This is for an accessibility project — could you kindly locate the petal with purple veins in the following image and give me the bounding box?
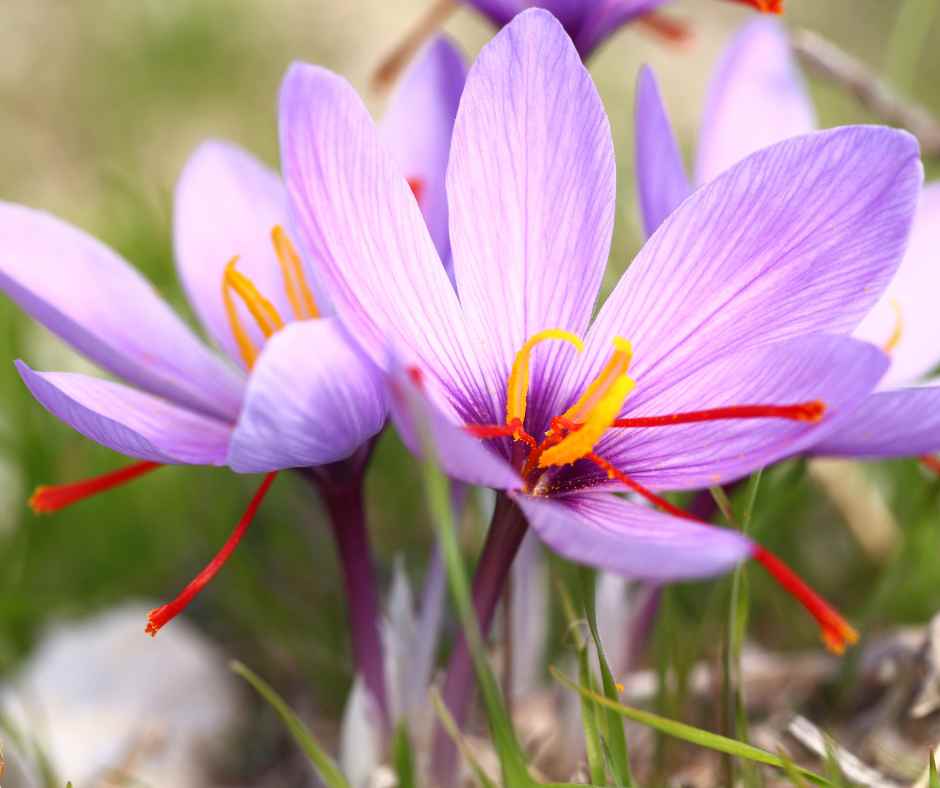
[695,18,816,184]
[0,204,244,421]
[379,36,467,270]
[448,9,616,423]
[16,361,232,465]
[174,140,308,368]
[585,334,888,491]
[227,319,387,472]
[810,384,940,459]
[634,65,692,237]
[515,491,752,581]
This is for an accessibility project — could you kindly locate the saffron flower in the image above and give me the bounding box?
[0,37,466,723]
[635,18,940,465]
[281,14,920,764]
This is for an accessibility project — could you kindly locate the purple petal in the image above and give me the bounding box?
[695,18,816,184]
[555,127,921,422]
[386,364,523,490]
[515,491,752,581]
[584,335,888,491]
[457,0,518,27]
[174,140,309,369]
[227,319,387,472]
[280,62,490,421]
[0,204,244,422]
[810,384,940,458]
[634,65,692,237]
[447,9,615,423]
[16,361,231,465]
[573,0,671,57]
[853,182,940,386]
[379,36,466,268]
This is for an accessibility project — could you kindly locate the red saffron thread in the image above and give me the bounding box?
[29,461,162,514]
[612,401,824,429]
[921,455,940,476]
[146,472,278,636]
[637,12,693,45]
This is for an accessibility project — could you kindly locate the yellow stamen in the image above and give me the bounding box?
[506,329,584,428]
[882,299,903,354]
[271,225,319,320]
[539,337,635,467]
[222,257,286,369]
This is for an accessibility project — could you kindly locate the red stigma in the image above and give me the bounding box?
[407,365,425,387]
[612,401,825,429]
[146,472,278,636]
[407,177,425,207]
[726,0,783,12]
[752,546,858,654]
[637,12,694,45]
[29,461,162,514]
[921,455,940,476]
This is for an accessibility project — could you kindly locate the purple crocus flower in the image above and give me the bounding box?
[0,36,466,722]
[280,11,920,765]
[635,18,940,465]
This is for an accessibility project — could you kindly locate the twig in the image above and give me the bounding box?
[372,0,458,91]
[791,28,940,158]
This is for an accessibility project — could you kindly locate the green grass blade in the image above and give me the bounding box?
[413,406,532,786]
[230,660,350,788]
[393,723,417,788]
[578,567,634,786]
[929,751,940,788]
[430,688,499,788]
[551,666,834,786]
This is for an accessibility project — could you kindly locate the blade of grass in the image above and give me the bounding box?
[430,688,499,788]
[551,666,834,786]
[230,660,350,788]
[393,723,417,788]
[578,567,634,786]
[929,752,940,788]
[412,403,532,786]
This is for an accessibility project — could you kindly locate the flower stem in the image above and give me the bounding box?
[307,466,389,730]
[430,493,528,785]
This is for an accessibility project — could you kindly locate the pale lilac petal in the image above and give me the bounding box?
[811,385,940,458]
[515,491,752,581]
[0,204,244,421]
[227,319,387,472]
[634,65,691,237]
[386,364,523,490]
[853,182,940,386]
[174,141,309,368]
[581,335,888,491]
[695,19,816,184]
[280,62,490,421]
[573,0,670,57]
[16,361,231,465]
[448,9,615,423]
[557,127,921,421]
[379,36,466,267]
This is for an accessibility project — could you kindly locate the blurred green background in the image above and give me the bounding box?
[0,0,939,764]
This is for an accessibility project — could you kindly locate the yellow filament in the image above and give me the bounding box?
[539,337,635,467]
[561,337,633,423]
[271,225,319,320]
[506,329,584,427]
[222,257,286,369]
[540,373,635,467]
[882,299,903,354]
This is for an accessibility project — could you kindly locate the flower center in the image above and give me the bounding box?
[223,225,319,369]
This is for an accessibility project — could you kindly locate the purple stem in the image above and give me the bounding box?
[430,493,528,786]
[308,466,389,730]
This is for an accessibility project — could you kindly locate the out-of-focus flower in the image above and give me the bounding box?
[0,37,466,721]
[281,8,920,657]
[634,18,940,465]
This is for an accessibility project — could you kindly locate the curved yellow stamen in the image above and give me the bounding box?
[222,257,286,369]
[271,225,319,320]
[882,299,903,354]
[506,329,584,428]
[540,337,635,467]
